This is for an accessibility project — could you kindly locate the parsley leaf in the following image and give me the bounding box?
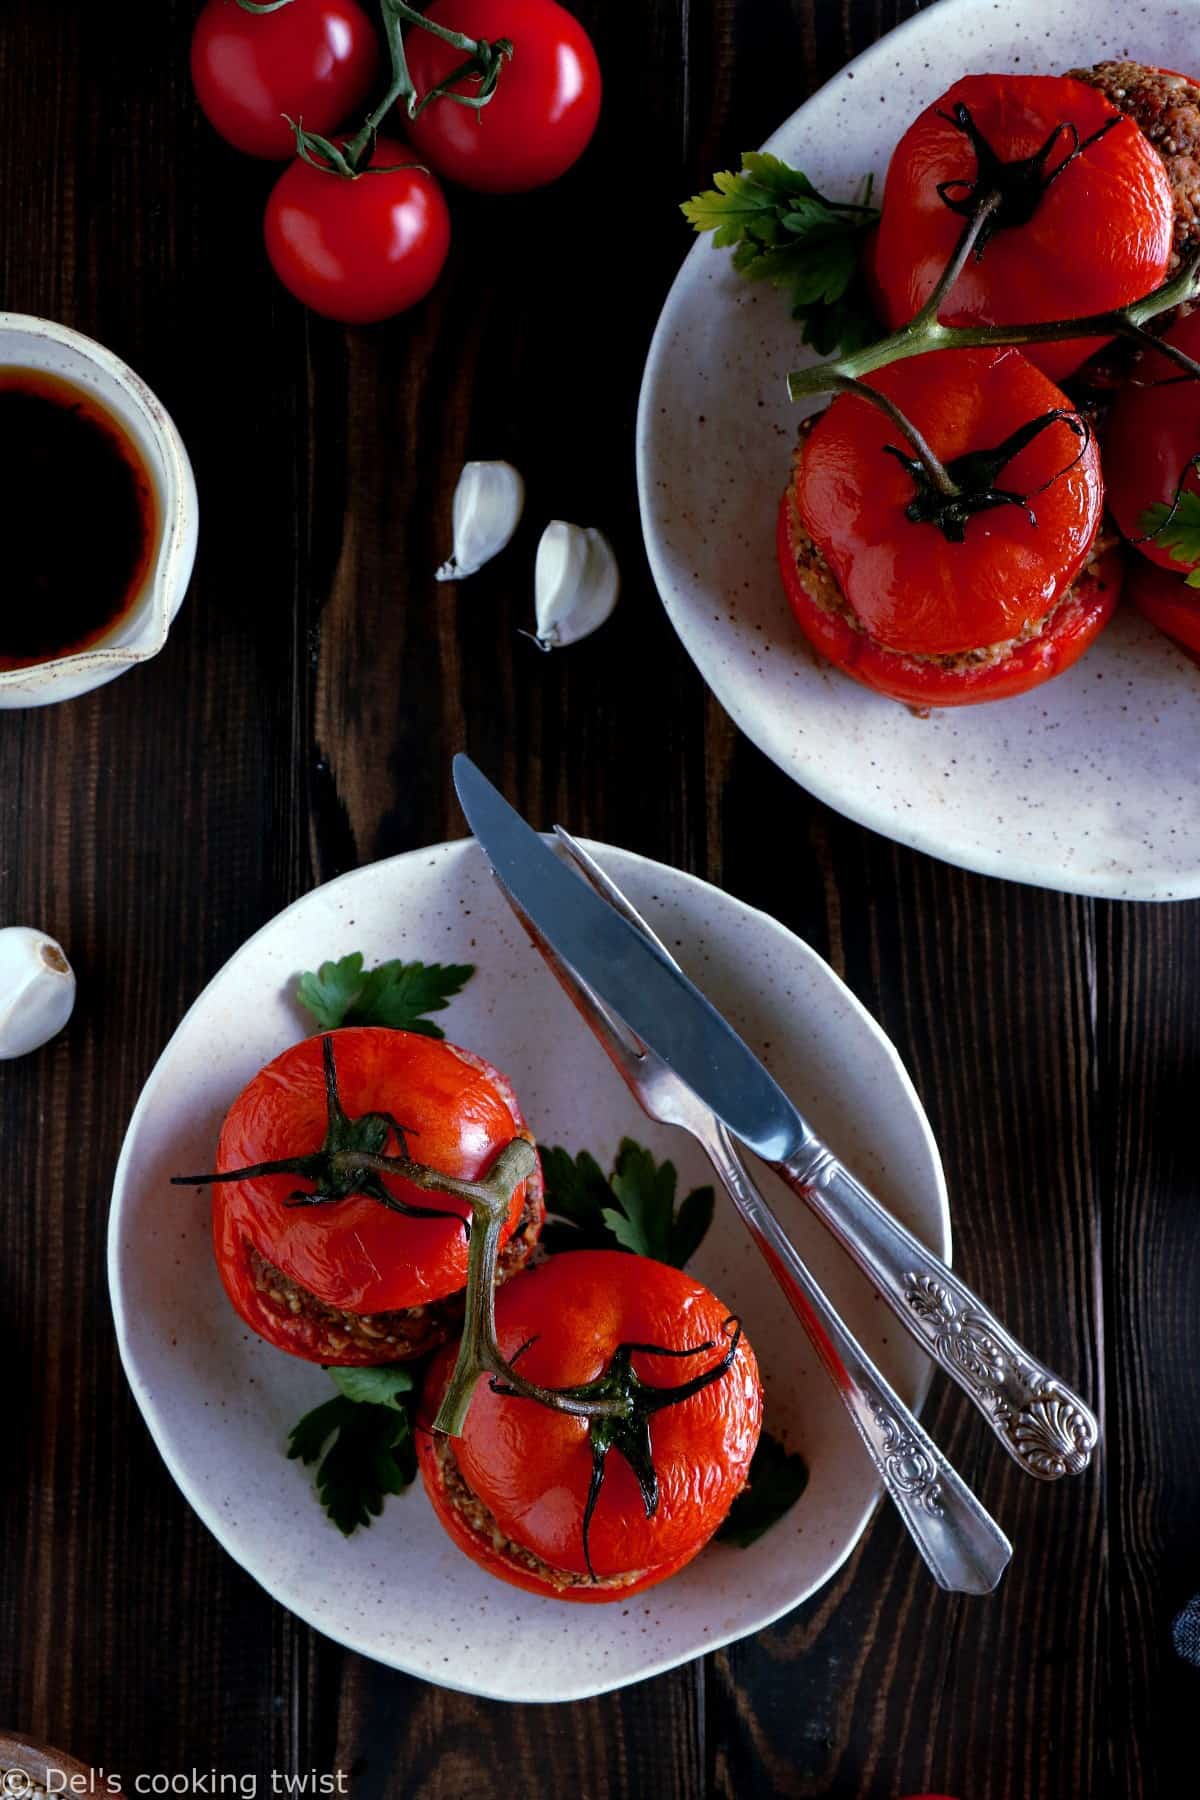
[1139,494,1200,587]
[541,1137,714,1268]
[295,952,475,1036]
[287,1365,418,1536]
[328,1363,414,1407]
[682,154,880,357]
[716,1430,809,1547]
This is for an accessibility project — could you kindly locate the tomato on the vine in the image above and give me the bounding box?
[210,1026,543,1364]
[1106,308,1200,576]
[418,1251,762,1601]
[263,135,451,321]
[778,346,1119,707]
[403,0,602,193]
[191,0,379,161]
[871,74,1174,382]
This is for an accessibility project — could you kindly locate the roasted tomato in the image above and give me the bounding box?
[210,1027,543,1364]
[871,74,1174,382]
[418,1251,762,1601]
[1127,556,1200,659]
[1106,308,1200,576]
[778,347,1117,707]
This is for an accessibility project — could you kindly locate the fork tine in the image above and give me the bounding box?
[489,870,650,1077]
[552,828,683,970]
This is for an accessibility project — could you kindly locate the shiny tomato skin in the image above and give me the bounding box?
[790,347,1104,655]
[263,136,451,322]
[1127,556,1200,658]
[777,491,1120,706]
[213,1026,537,1359]
[1106,309,1200,574]
[419,1252,762,1597]
[403,0,602,193]
[190,0,379,161]
[872,75,1174,382]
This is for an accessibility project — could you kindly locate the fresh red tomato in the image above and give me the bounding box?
[190,0,379,160]
[211,1026,542,1363]
[1106,308,1200,575]
[779,347,1118,706]
[1127,556,1200,659]
[403,0,602,193]
[871,74,1174,382]
[418,1251,762,1601]
[263,135,451,321]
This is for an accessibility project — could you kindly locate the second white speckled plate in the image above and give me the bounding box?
[637,0,1200,899]
[109,839,948,1702]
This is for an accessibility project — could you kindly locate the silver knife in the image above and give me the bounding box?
[452,754,1099,1482]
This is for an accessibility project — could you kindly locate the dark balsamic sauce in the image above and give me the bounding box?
[0,369,157,670]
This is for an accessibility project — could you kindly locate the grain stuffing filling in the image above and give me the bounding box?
[246,1174,544,1360]
[786,442,1116,672]
[431,1432,650,1592]
[1068,61,1200,266]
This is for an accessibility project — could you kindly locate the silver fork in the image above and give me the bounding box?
[492,837,1013,1595]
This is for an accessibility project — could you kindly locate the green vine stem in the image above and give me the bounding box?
[787,191,1200,404]
[298,0,512,177]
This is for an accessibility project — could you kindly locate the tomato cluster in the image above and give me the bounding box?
[191,0,601,322]
[201,1025,762,1601]
[781,68,1198,705]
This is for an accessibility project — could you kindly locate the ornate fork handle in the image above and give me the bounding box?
[703,1126,1011,1594]
[777,1139,1098,1480]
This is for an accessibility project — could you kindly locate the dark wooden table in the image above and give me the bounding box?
[2,2,1197,1795]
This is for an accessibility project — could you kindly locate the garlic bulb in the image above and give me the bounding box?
[0,927,76,1059]
[532,521,619,650]
[435,460,525,581]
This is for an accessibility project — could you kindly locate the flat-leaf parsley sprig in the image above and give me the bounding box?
[296,952,475,1035]
[682,152,880,355]
[288,1364,419,1535]
[541,1138,714,1267]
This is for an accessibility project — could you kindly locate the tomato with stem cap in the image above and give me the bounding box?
[263,134,451,321]
[191,1026,542,1364]
[403,0,602,193]
[418,1250,762,1601]
[778,346,1118,707]
[190,0,379,160]
[871,74,1174,382]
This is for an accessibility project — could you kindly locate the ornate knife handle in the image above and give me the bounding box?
[776,1139,1099,1480]
[704,1127,1012,1595]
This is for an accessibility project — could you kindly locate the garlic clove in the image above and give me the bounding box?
[0,927,76,1060]
[435,460,525,581]
[532,521,619,650]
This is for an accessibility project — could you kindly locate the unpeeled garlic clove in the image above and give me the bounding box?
[0,927,76,1060]
[435,460,525,581]
[532,521,619,650]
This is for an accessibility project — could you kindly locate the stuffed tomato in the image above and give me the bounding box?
[205,1026,543,1364]
[778,346,1119,706]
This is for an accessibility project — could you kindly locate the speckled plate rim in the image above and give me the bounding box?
[108,838,950,1703]
[636,0,1200,902]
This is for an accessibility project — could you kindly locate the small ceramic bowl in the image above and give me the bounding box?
[0,314,198,709]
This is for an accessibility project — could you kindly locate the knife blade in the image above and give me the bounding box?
[453,754,809,1161]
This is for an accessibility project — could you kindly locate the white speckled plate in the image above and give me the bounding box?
[638,0,1200,899]
[108,839,949,1702]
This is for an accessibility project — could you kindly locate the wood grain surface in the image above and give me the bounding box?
[1,2,1196,1796]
